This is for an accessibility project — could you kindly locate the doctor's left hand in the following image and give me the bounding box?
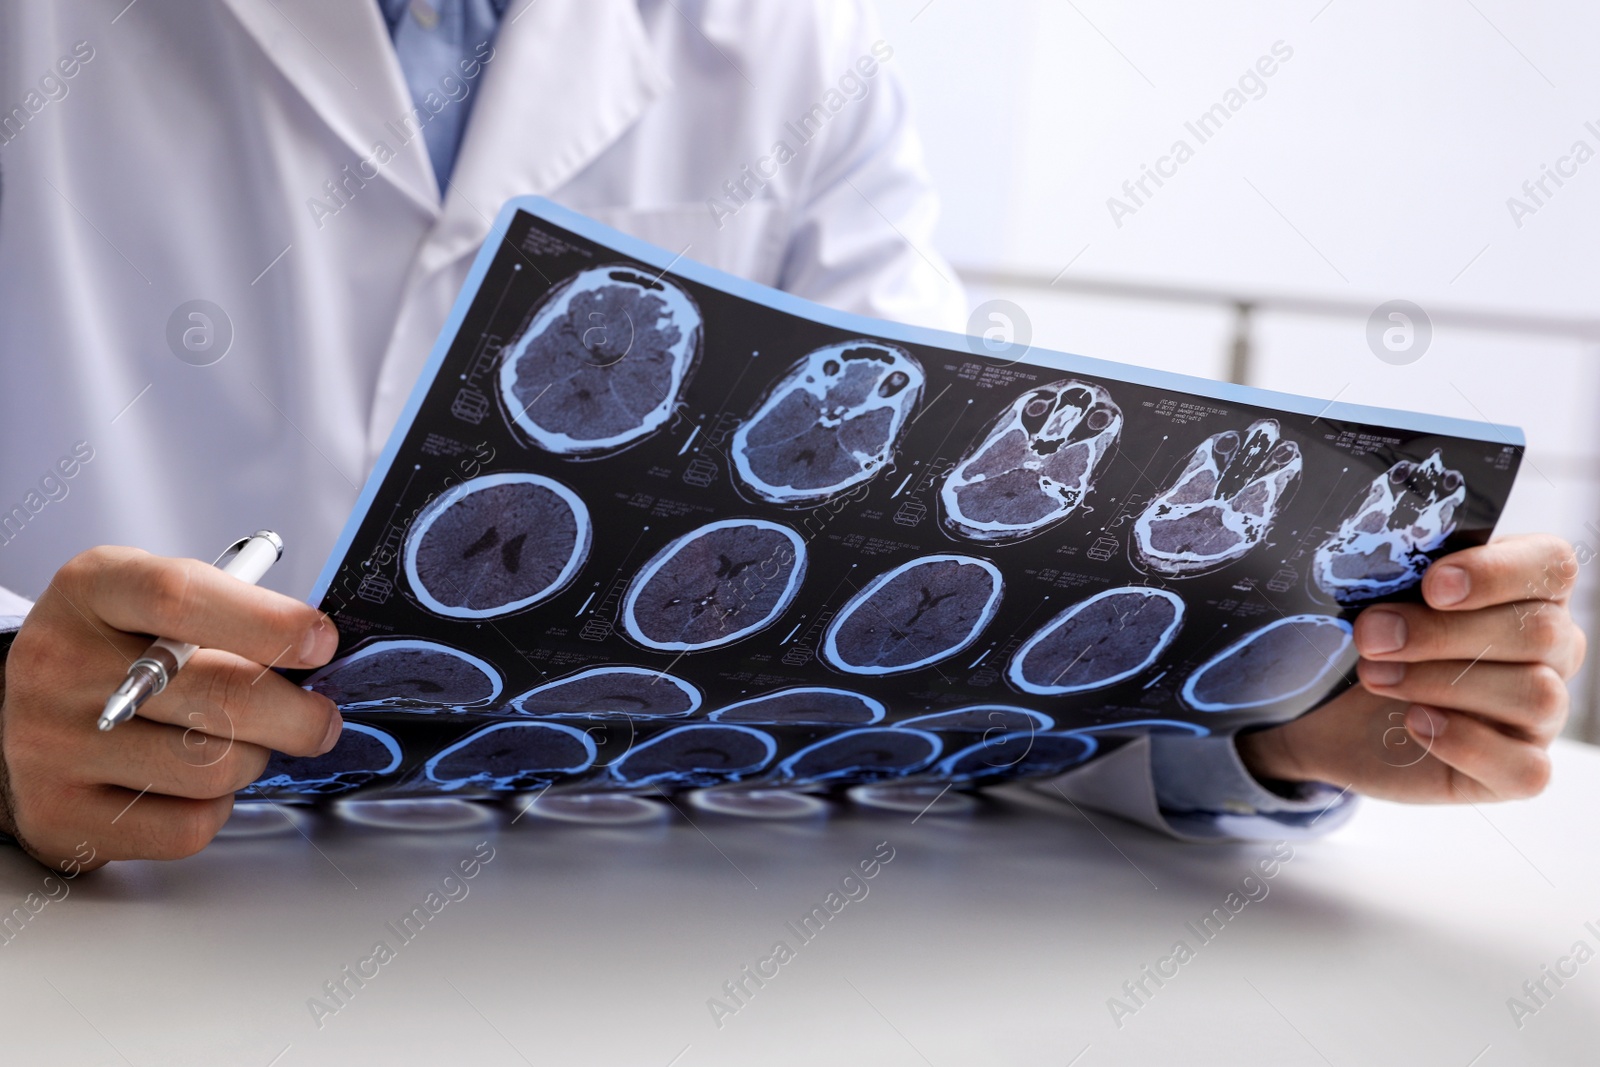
[1237,534,1586,805]
[0,546,343,870]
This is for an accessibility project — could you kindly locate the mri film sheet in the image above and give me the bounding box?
[252,198,1523,803]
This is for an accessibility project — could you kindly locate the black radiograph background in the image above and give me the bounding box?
[246,205,1521,802]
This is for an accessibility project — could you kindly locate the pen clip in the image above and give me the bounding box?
[211,536,253,569]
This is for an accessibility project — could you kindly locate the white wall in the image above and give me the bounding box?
[877,0,1600,734]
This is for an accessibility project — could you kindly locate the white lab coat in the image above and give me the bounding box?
[0,0,961,599]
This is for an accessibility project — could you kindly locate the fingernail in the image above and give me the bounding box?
[1406,704,1448,740]
[319,709,343,755]
[300,620,337,665]
[1430,564,1470,607]
[1359,609,1407,655]
[1361,659,1406,688]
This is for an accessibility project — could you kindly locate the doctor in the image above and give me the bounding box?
[0,0,1583,869]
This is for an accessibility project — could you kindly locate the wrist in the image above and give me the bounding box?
[1235,724,1316,788]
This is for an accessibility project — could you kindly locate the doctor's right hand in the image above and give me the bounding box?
[0,546,342,871]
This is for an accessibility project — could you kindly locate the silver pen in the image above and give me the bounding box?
[98,531,285,731]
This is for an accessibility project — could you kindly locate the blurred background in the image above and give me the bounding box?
[877,0,1600,740]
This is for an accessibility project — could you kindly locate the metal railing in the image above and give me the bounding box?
[957,266,1600,382]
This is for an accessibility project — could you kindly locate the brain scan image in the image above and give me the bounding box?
[936,731,1097,784]
[497,265,701,456]
[422,722,596,793]
[251,722,403,797]
[731,340,924,506]
[1133,419,1301,577]
[609,724,777,788]
[1008,587,1184,696]
[403,472,590,619]
[821,555,1004,675]
[777,727,942,786]
[1073,718,1210,739]
[708,687,886,726]
[1181,615,1354,713]
[621,519,806,651]
[941,380,1122,544]
[303,638,501,710]
[896,706,1054,734]
[1313,450,1466,604]
[511,666,701,719]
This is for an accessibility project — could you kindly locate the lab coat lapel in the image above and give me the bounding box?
[217,0,440,215]
[366,0,673,456]
[422,0,674,273]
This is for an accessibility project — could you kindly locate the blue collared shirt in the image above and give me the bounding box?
[374,0,512,188]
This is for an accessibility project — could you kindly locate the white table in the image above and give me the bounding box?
[4,741,1599,1066]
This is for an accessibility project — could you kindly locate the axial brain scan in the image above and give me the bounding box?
[895,706,1054,734]
[1008,587,1185,696]
[1182,615,1354,713]
[252,722,403,797]
[822,554,1004,675]
[707,687,886,726]
[404,472,590,619]
[608,724,778,788]
[1313,450,1466,604]
[1133,419,1301,577]
[304,639,502,710]
[732,340,924,506]
[622,519,806,651]
[942,379,1123,544]
[498,265,701,456]
[423,722,597,792]
[777,727,943,786]
[511,666,702,719]
[936,731,1097,784]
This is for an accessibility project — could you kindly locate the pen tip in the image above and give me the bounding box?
[98,694,130,731]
